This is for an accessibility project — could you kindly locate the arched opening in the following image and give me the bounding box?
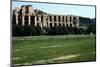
[54,23,57,27]
[24,15,28,25]
[63,23,65,27]
[58,16,60,22]
[41,16,43,22]
[73,17,77,27]
[73,17,77,24]
[25,6,29,14]
[54,16,56,22]
[66,24,69,27]
[37,23,40,27]
[31,16,35,25]
[35,23,41,35]
[58,23,61,26]
[70,16,72,22]
[66,16,68,22]
[50,23,53,27]
[49,16,52,21]
[62,16,64,22]
[70,23,72,27]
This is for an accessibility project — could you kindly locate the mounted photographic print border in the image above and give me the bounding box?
[11,0,96,66]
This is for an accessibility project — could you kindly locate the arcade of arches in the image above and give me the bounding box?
[14,14,79,28]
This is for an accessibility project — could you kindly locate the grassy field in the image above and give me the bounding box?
[12,35,96,66]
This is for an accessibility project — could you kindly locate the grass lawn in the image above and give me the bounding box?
[12,35,96,66]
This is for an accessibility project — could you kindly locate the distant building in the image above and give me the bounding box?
[12,5,79,28]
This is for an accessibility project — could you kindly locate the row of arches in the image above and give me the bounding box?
[12,15,35,25]
[49,15,77,22]
[12,14,79,27]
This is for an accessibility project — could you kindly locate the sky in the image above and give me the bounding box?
[12,1,96,18]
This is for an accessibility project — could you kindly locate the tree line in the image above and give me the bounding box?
[12,23,96,37]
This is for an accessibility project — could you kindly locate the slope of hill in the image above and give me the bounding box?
[79,17,96,25]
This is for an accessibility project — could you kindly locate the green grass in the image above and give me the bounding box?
[12,35,96,65]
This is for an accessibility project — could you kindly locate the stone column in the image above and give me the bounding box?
[56,16,58,26]
[39,15,42,28]
[64,16,66,26]
[47,16,50,27]
[28,15,31,25]
[67,16,70,26]
[35,16,37,26]
[52,15,54,27]
[66,16,68,23]
[71,16,74,27]
[43,15,45,27]
[43,15,47,27]
[15,14,18,25]
[22,15,25,25]
[60,16,62,26]
[76,16,79,27]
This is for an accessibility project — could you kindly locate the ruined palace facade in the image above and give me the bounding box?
[12,5,79,28]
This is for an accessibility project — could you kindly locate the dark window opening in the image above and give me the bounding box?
[54,23,57,27]
[66,16,67,22]
[24,15,28,25]
[70,24,72,27]
[49,16,52,21]
[62,16,64,22]
[25,6,29,14]
[66,24,68,27]
[54,16,56,22]
[31,16,35,25]
[37,23,40,27]
[73,17,77,24]
[63,23,65,26]
[41,16,43,22]
[58,23,61,26]
[70,17,72,22]
[50,23,52,27]
[58,16,60,22]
